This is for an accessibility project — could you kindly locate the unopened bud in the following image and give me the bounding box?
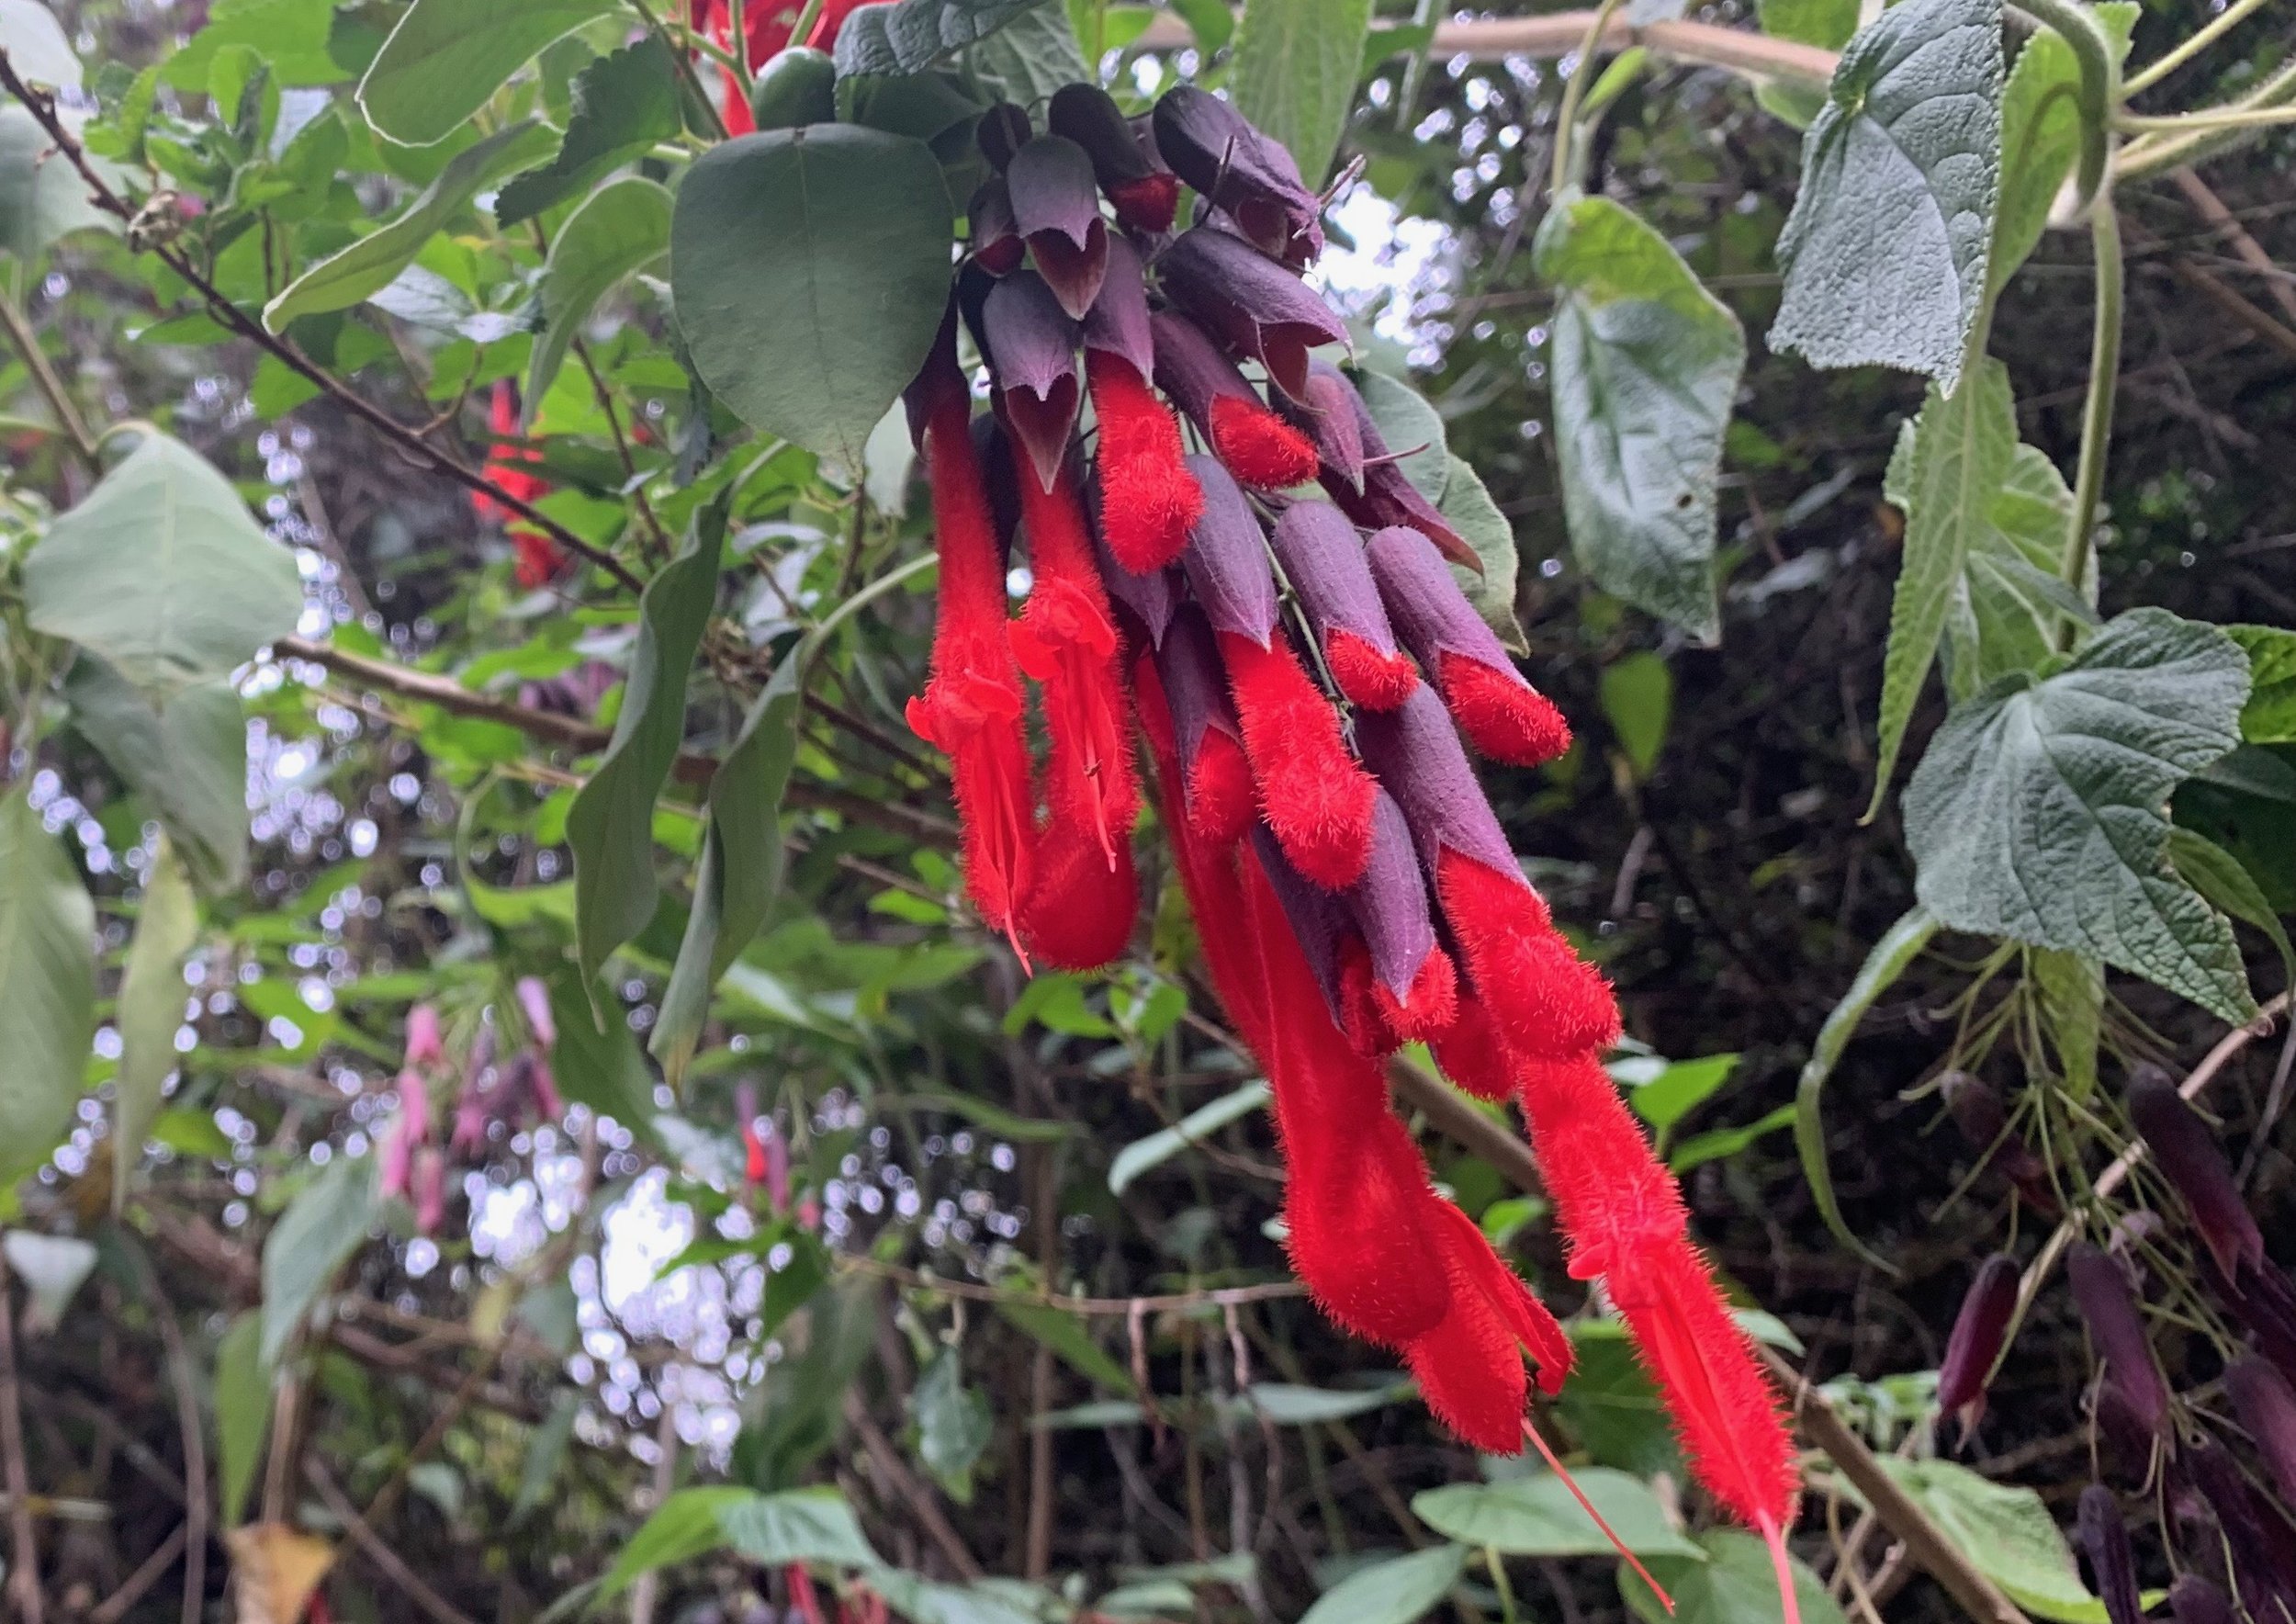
[1936,1253,2019,1444]
[2077,1487,2144,1624]
[2128,1067,2263,1281]
[2066,1242,2169,1441]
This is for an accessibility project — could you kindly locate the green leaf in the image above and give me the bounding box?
[1536,193,1744,642]
[25,434,302,699]
[1867,358,2016,815]
[1241,1379,1412,1425]
[2227,624,2296,744]
[1907,609,2256,1022]
[1108,1079,1270,1196]
[1864,1459,2110,1624]
[598,1485,752,1600]
[1770,0,2003,392]
[1413,1471,1703,1559]
[1229,0,1375,185]
[66,659,249,893]
[1949,445,2090,699]
[0,0,81,88]
[213,1310,271,1528]
[525,176,670,410]
[1668,1103,1796,1173]
[913,1349,995,1503]
[259,1152,378,1363]
[1795,906,1937,1272]
[262,119,556,329]
[1169,0,1234,52]
[512,1393,580,1523]
[1990,4,2136,295]
[2029,948,2103,1101]
[1756,0,1857,50]
[1599,651,1673,781]
[113,840,199,1207]
[1436,455,1525,654]
[0,107,115,261]
[835,0,1056,77]
[2168,828,2295,991]
[567,513,722,996]
[358,0,615,147]
[158,0,348,92]
[962,4,1092,107]
[0,792,96,1190]
[1299,1543,1466,1624]
[496,36,683,228]
[653,629,806,1087]
[670,125,951,468]
[1622,1529,1847,1624]
[716,1487,881,1567]
[992,1302,1139,1395]
[1622,1052,1737,1137]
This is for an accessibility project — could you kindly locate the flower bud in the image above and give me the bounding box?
[1311,368,1476,568]
[2066,1242,2170,1441]
[2225,1356,2296,1508]
[1005,136,1108,319]
[1152,606,1255,850]
[1267,501,1418,711]
[404,1003,445,1071]
[2180,1441,2296,1619]
[1936,1253,2019,1443]
[1366,525,1569,763]
[1279,360,1369,491]
[2200,1249,2296,1384]
[1147,311,1315,490]
[1048,83,1176,232]
[968,175,1022,276]
[515,976,556,1053]
[1150,86,1322,265]
[1939,1069,2058,1214]
[976,102,1030,172]
[2128,1067,2263,1281]
[1341,791,1456,1043]
[1179,453,1278,643]
[411,1147,447,1235]
[2077,1487,2144,1624]
[979,270,1080,493]
[1156,227,1347,401]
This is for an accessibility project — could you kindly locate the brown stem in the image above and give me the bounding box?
[0,1249,44,1624]
[307,1460,481,1624]
[360,1338,510,1529]
[88,1525,190,1624]
[845,1393,985,1579]
[0,49,643,595]
[0,288,99,471]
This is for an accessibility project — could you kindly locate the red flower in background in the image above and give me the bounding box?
[472,382,565,589]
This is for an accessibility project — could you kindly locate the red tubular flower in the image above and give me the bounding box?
[1086,239,1199,573]
[1340,791,1458,1043]
[1515,1053,1685,1281]
[1006,135,1109,320]
[1151,85,1324,265]
[1935,1253,2019,1444]
[1430,991,1517,1102]
[1156,227,1348,402]
[1366,525,1570,765]
[1149,311,1317,490]
[1183,455,1376,888]
[1268,501,1420,711]
[1019,808,1139,971]
[475,382,566,588]
[979,270,1081,495]
[1356,689,1613,1058]
[1151,607,1255,849]
[902,323,1038,951]
[968,176,1023,276]
[1048,83,1176,233]
[1009,453,1138,871]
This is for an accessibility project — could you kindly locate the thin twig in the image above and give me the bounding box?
[0,288,99,471]
[360,1338,510,1528]
[88,1525,189,1624]
[0,1249,44,1624]
[844,1392,983,1579]
[306,1460,480,1624]
[0,49,644,594]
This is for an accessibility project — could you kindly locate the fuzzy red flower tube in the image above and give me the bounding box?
[1086,239,1199,574]
[1149,311,1318,491]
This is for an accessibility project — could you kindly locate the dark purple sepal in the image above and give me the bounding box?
[2066,1242,2171,1441]
[980,270,1080,493]
[1049,82,1158,191]
[2077,1488,2144,1624]
[1366,524,1518,669]
[1150,85,1322,262]
[1936,1253,2019,1441]
[1151,309,1262,437]
[1352,685,1516,879]
[978,102,1030,172]
[1282,361,1367,491]
[902,298,969,450]
[1270,500,1403,659]
[1155,603,1245,781]
[1090,491,1176,647]
[969,175,1023,276]
[1156,227,1346,402]
[1006,135,1109,320]
[2182,1441,2296,1618]
[1082,233,1155,379]
[2168,1577,2237,1624]
[1251,823,1353,1021]
[2201,1250,2296,1383]
[1345,790,1439,1001]
[2128,1066,2265,1280]
[1314,369,1477,566]
[1179,452,1278,644]
[2226,1356,2296,1508]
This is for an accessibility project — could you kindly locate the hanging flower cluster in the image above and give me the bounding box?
[473,381,567,590]
[901,84,1799,1592]
[378,979,564,1235]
